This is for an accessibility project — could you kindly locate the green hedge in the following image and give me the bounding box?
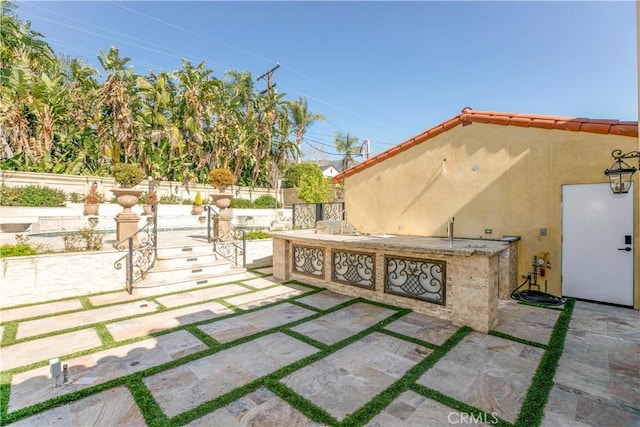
[254,195,281,208]
[230,198,255,208]
[0,185,66,207]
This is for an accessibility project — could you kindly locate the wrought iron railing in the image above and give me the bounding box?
[205,205,246,267]
[292,202,345,229]
[113,205,158,294]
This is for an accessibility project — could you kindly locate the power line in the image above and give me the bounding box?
[18,1,408,153]
[302,139,341,157]
[101,2,404,132]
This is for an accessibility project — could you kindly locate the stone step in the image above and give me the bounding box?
[157,244,212,258]
[156,252,220,269]
[145,259,232,282]
[136,266,247,290]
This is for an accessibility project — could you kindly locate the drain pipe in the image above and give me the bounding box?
[447,217,455,248]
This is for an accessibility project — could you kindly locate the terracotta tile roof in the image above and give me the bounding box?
[333,107,639,183]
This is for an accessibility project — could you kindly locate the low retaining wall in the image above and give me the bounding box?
[1,250,125,308]
[0,205,292,238]
[0,170,278,203]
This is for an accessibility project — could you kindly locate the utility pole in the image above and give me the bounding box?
[257,63,280,95]
[362,139,371,160]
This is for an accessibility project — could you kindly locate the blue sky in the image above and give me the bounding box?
[16,1,637,160]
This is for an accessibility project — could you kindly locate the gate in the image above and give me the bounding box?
[292,202,345,229]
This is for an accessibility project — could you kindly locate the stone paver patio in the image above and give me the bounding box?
[1,271,638,426]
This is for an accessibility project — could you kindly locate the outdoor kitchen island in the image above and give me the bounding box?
[271,230,519,333]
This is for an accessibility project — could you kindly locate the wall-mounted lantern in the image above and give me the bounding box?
[604,149,639,194]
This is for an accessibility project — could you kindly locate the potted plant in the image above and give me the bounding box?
[110,162,146,214]
[191,191,204,215]
[208,168,234,192]
[112,163,146,188]
[83,181,100,216]
[208,168,234,209]
[142,190,157,216]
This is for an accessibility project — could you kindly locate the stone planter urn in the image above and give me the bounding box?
[83,203,99,216]
[191,205,204,215]
[142,204,154,216]
[111,188,143,248]
[210,193,233,209]
[112,188,143,214]
[210,193,234,241]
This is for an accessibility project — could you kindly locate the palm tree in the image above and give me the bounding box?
[0,62,35,165]
[176,59,219,181]
[138,70,181,178]
[286,97,325,163]
[0,0,55,81]
[61,57,103,174]
[97,47,141,164]
[222,71,255,181]
[334,131,361,171]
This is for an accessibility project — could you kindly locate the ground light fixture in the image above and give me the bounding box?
[604,149,639,194]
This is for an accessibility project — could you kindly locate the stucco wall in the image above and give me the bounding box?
[343,123,639,306]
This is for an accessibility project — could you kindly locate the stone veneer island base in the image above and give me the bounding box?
[271,230,519,333]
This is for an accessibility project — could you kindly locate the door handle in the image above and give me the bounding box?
[618,247,632,252]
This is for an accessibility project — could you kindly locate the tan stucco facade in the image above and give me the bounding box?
[342,123,639,308]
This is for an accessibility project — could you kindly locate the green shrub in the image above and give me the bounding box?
[208,168,234,191]
[298,173,333,203]
[0,185,20,205]
[68,192,83,203]
[254,194,281,209]
[159,194,182,205]
[244,230,271,240]
[0,185,66,207]
[230,198,255,208]
[112,163,146,187]
[63,223,103,251]
[284,162,323,188]
[0,236,42,257]
[0,243,39,257]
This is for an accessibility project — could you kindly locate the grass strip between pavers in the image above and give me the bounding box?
[127,375,169,427]
[287,299,325,312]
[379,328,440,351]
[183,324,221,349]
[265,380,340,426]
[0,322,17,347]
[0,283,318,376]
[280,328,329,350]
[164,305,411,426]
[339,326,472,427]
[488,330,548,350]
[0,291,396,425]
[410,383,512,427]
[0,276,275,327]
[0,280,318,347]
[3,284,565,427]
[513,298,575,427]
[79,295,93,309]
[95,323,116,347]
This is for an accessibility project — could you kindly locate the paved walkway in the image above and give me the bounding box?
[0,260,638,425]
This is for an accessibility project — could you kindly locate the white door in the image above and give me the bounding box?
[562,183,634,306]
